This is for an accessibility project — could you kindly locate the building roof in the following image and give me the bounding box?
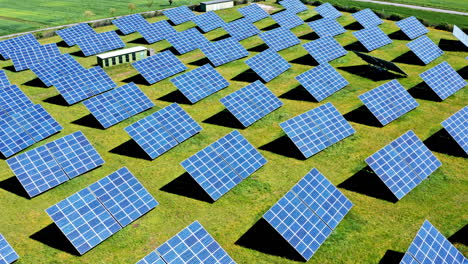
[97,46,147,59]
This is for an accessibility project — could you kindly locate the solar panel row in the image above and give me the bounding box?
[112,14,149,35]
[10,43,62,72]
[138,20,177,44]
[245,49,291,82]
[75,31,125,56]
[303,36,347,64]
[166,28,210,54]
[132,50,187,84]
[0,234,19,264]
[30,53,86,87]
[0,34,40,60]
[201,37,249,67]
[420,61,466,100]
[442,106,467,154]
[56,23,96,46]
[238,3,270,23]
[259,27,301,52]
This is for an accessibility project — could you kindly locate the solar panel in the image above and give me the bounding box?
[280,102,355,158]
[396,16,428,40]
[352,8,383,28]
[75,31,125,56]
[0,33,40,60]
[353,27,392,52]
[238,3,270,23]
[0,113,34,158]
[166,28,210,54]
[200,37,249,67]
[279,0,308,14]
[308,18,346,38]
[314,3,342,19]
[156,221,236,264]
[420,61,467,100]
[0,70,11,88]
[442,106,467,154]
[136,252,166,264]
[56,23,96,46]
[45,188,122,255]
[259,27,300,52]
[152,103,202,143]
[271,10,304,30]
[453,25,468,47]
[303,36,347,64]
[365,130,441,200]
[30,53,86,87]
[163,6,196,25]
[0,84,34,114]
[245,49,291,82]
[170,64,229,103]
[132,50,187,84]
[353,51,407,75]
[407,35,444,65]
[223,18,260,41]
[112,14,149,35]
[295,63,349,101]
[11,104,62,142]
[192,11,226,33]
[138,20,177,44]
[0,234,19,264]
[221,80,283,127]
[10,43,62,72]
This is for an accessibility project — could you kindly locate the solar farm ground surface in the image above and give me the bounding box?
[0,2,466,264]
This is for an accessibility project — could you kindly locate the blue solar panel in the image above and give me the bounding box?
[453,25,468,47]
[56,23,96,46]
[353,26,392,51]
[259,27,300,52]
[0,70,11,88]
[46,188,122,255]
[396,16,428,40]
[171,64,229,103]
[75,31,125,56]
[223,18,260,41]
[30,53,86,87]
[136,252,166,264]
[112,14,149,35]
[279,0,308,13]
[132,50,187,84]
[303,36,347,64]
[192,11,226,33]
[359,80,419,126]
[138,20,177,44]
[11,104,62,142]
[166,28,210,54]
[314,3,342,19]
[10,43,61,72]
[0,113,34,158]
[271,10,304,30]
[220,80,283,127]
[420,61,467,100]
[442,106,467,154]
[352,8,383,28]
[295,63,349,101]
[156,221,236,264]
[0,84,34,114]
[365,130,441,200]
[280,102,355,158]
[407,35,444,65]
[200,37,249,67]
[0,34,40,60]
[245,49,291,82]
[238,4,270,23]
[308,18,346,38]
[163,6,196,25]
[153,103,202,143]
[0,234,19,264]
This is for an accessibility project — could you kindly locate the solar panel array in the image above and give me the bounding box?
[192,11,226,33]
[352,8,383,28]
[353,27,393,52]
[163,6,196,25]
[280,102,355,158]
[263,168,352,261]
[308,18,346,38]
[407,35,444,65]
[30,53,86,87]
[132,50,187,84]
[112,14,149,35]
[353,51,407,75]
[181,130,266,201]
[138,20,177,44]
[420,61,467,100]
[359,80,419,126]
[0,34,40,60]
[271,10,304,30]
[314,3,342,19]
[453,25,468,47]
[396,16,428,40]
[56,23,96,46]
[0,70,10,88]
[220,80,283,127]
[245,49,291,82]
[125,103,202,159]
[279,0,308,14]
[303,36,347,64]
[200,37,249,67]
[0,234,19,264]
[259,27,301,52]
[83,82,154,128]
[223,18,260,41]
[238,3,270,23]
[365,130,441,200]
[295,63,349,101]
[75,31,125,56]
[171,64,229,103]
[10,43,61,72]
[442,106,467,154]
[166,28,210,54]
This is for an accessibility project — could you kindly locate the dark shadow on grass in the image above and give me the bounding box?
[457,65,468,79]
[344,105,382,127]
[299,31,319,40]
[0,176,29,199]
[129,37,149,45]
[2,65,16,72]
[388,30,410,41]
[231,68,262,83]
[115,29,125,36]
[71,114,103,130]
[158,90,192,104]
[159,46,180,55]
[211,34,231,41]
[290,54,319,66]
[56,40,69,47]
[338,65,403,81]
[109,139,152,161]
[449,223,468,246]
[408,82,441,102]
[122,74,149,85]
[160,172,214,203]
[30,223,79,256]
[261,23,280,31]
[188,57,212,67]
[248,43,269,52]
[259,135,305,160]
[379,250,405,264]
[392,51,425,66]
[23,77,48,88]
[424,128,467,158]
[235,218,304,262]
[43,95,69,106]
[203,109,244,129]
[69,50,86,57]
[279,85,317,102]
[344,41,368,53]
[344,21,364,30]
[438,39,468,52]
[304,14,322,23]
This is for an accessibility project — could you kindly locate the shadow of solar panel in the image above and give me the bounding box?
[453,25,468,47]
[0,33,40,60]
[112,14,149,35]
[420,61,466,100]
[259,27,300,52]
[221,81,283,127]
[0,113,34,158]
[271,10,304,30]
[303,36,347,64]
[163,6,196,25]
[200,37,249,67]
[359,80,418,126]
[166,28,210,54]
[192,11,226,33]
[10,43,61,72]
[365,130,441,200]
[239,3,270,23]
[132,50,187,84]
[156,221,236,264]
[279,0,308,13]
[171,64,229,103]
[353,51,407,75]
[407,35,443,65]
[45,188,122,255]
[352,8,383,28]
[0,84,34,114]
[0,70,10,88]
[396,16,428,40]
[11,104,62,142]
[314,3,342,19]
[308,18,346,38]
[76,31,125,56]
[31,53,86,87]
[280,102,355,158]
[136,251,166,264]
[56,23,96,46]
[246,49,291,82]
[442,106,467,154]
[153,103,202,143]
[138,21,176,44]
[296,63,349,101]
[0,234,19,264]
[223,18,260,41]
[353,27,392,51]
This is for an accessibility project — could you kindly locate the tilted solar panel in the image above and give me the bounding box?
[200,37,249,67]
[170,64,229,103]
[0,84,34,114]
[152,103,202,143]
[352,8,383,28]
[420,61,466,100]
[0,33,40,60]
[10,43,61,72]
[11,104,62,142]
[223,18,260,41]
[132,50,187,84]
[245,49,291,82]
[271,10,304,29]
[442,106,467,154]
[353,51,407,75]
[353,26,392,52]
[453,25,468,47]
[0,113,34,158]
[138,20,177,44]
[238,4,270,23]
[30,53,86,87]
[303,36,347,64]
[112,14,149,35]
[359,80,419,126]
[279,0,308,14]
[75,31,125,56]
[259,27,300,52]
[56,23,96,46]
[163,6,196,25]
[407,35,443,65]
[314,3,342,19]
[295,63,349,101]
[0,234,19,264]
[114,82,154,117]
[308,18,346,38]
[0,70,10,88]
[192,11,226,33]
[166,27,210,54]
[396,16,428,40]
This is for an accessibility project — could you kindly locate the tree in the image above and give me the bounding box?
[109,8,117,16]
[84,10,95,18]
[128,3,137,12]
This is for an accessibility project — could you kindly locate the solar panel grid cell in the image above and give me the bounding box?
[0,234,19,264]
[223,18,260,41]
[419,61,466,100]
[30,53,86,87]
[303,36,347,64]
[10,43,62,71]
[163,6,196,25]
[259,27,301,52]
[238,4,270,23]
[112,14,149,35]
[0,34,40,60]
[442,106,467,154]
[245,49,291,82]
[0,70,10,88]
[132,50,187,84]
[56,23,96,46]
[407,35,443,65]
[308,18,346,38]
[396,16,428,40]
[271,10,304,29]
[352,8,383,28]
[192,11,226,33]
[138,20,177,44]
[166,28,210,54]
[75,31,125,56]
[314,3,342,19]
[352,27,392,51]
[0,112,35,158]
[279,0,308,13]
[200,37,249,66]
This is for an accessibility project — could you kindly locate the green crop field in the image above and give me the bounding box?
[0,2,467,264]
[376,0,468,13]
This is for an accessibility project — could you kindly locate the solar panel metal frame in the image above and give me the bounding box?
[138,20,177,44]
[238,3,270,23]
[10,43,62,72]
[314,3,342,19]
[453,25,468,47]
[192,11,226,33]
[308,18,346,38]
[352,27,393,52]
[353,51,407,75]
[163,6,196,25]
[271,10,304,30]
[442,106,467,154]
[30,53,86,87]
[419,61,467,100]
[279,0,308,14]
[303,36,348,64]
[0,234,19,264]
[200,37,249,67]
[166,27,210,54]
[406,35,444,65]
[0,33,40,60]
[352,8,383,28]
[245,49,291,82]
[56,23,96,46]
[396,16,428,40]
[132,50,187,84]
[0,70,11,88]
[223,18,260,41]
[112,14,149,35]
[259,27,301,52]
[75,31,125,57]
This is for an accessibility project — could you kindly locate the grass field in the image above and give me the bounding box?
[377,0,468,13]
[0,2,467,264]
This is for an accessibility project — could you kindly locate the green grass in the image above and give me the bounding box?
[376,0,468,13]
[0,2,467,264]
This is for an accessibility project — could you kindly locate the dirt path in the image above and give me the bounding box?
[353,0,468,16]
